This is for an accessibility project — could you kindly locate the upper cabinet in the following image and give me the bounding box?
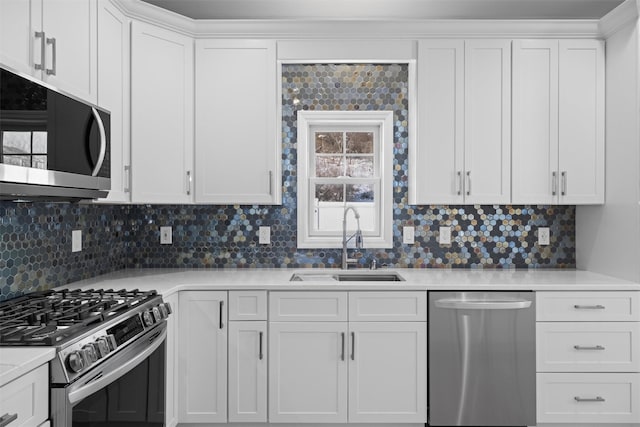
[0,0,98,104]
[194,39,280,204]
[412,39,511,205]
[130,21,194,204]
[513,39,604,205]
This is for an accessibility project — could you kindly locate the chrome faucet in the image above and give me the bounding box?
[342,206,363,270]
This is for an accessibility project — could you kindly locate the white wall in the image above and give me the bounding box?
[576,16,640,282]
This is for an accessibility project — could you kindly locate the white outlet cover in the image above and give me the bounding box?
[160,226,172,245]
[538,227,550,245]
[259,226,271,244]
[439,226,452,245]
[72,230,82,252]
[403,226,415,244]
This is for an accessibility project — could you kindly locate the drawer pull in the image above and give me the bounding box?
[574,396,605,403]
[0,413,17,427]
[574,304,605,310]
[574,345,605,351]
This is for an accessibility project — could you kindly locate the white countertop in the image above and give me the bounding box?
[0,347,55,388]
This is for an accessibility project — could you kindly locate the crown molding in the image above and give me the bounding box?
[599,0,639,38]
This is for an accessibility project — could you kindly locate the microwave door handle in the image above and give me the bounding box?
[91,107,107,177]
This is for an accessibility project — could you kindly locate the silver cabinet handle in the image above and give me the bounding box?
[124,165,131,193]
[435,299,532,310]
[219,301,224,329]
[0,413,18,427]
[186,170,192,195]
[91,107,107,177]
[466,171,471,196]
[269,170,273,195]
[574,345,605,350]
[456,171,462,196]
[46,37,56,75]
[350,332,355,361]
[561,171,567,196]
[574,304,605,310]
[341,332,345,361]
[552,171,557,196]
[574,396,605,403]
[259,331,264,360]
[34,31,45,70]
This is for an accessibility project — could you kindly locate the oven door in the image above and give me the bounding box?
[51,323,166,427]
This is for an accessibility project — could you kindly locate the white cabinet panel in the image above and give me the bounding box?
[178,291,227,423]
[130,21,194,204]
[195,39,279,204]
[348,322,427,423]
[349,291,427,322]
[229,290,267,321]
[164,293,178,427]
[0,364,48,427]
[537,291,640,322]
[0,0,37,75]
[269,291,348,322]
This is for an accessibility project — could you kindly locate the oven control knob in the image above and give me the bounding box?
[152,306,162,322]
[158,303,171,319]
[94,339,109,357]
[82,345,98,364]
[105,334,117,351]
[67,351,86,373]
[142,310,155,327]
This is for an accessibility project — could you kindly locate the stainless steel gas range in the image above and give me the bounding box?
[0,288,171,427]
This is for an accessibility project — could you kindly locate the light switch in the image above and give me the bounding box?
[72,230,82,252]
[403,226,415,244]
[259,226,271,244]
[538,227,550,245]
[439,226,452,245]
[160,226,172,244]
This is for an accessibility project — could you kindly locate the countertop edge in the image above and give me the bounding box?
[0,347,56,388]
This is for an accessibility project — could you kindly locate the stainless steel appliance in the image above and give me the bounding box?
[0,289,171,427]
[0,66,110,200]
[428,291,536,426]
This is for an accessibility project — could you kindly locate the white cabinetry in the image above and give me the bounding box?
[95,0,130,203]
[164,293,178,427]
[0,0,98,103]
[412,40,510,204]
[178,291,227,423]
[130,21,194,204]
[268,291,427,424]
[194,39,279,204]
[536,291,640,424]
[0,364,48,427]
[513,40,605,205]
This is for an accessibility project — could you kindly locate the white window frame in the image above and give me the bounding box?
[297,111,393,249]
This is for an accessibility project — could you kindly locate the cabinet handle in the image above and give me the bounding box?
[466,171,471,196]
[0,413,18,427]
[46,37,56,76]
[574,304,605,310]
[219,301,224,329]
[259,331,264,360]
[186,171,192,195]
[561,171,567,196]
[341,332,345,361]
[350,332,355,361]
[34,31,45,70]
[124,165,131,193]
[574,396,605,403]
[552,171,557,196]
[456,171,462,196]
[269,170,273,196]
[574,345,605,351]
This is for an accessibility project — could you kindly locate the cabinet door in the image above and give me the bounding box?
[269,322,348,423]
[0,0,39,77]
[131,21,194,204]
[95,0,130,203]
[41,0,98,103]
[194,39,279,204]
[412,40,464,204]
[228,321,267,422]
[164,293,178,427]
[464,40,511,204]
[558,39,605,204]
[178,291,227,423]
[512,40,559,205]
[348,322,427,423]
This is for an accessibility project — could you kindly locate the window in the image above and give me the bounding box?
[1,131,48,169]
[297,111,393,248]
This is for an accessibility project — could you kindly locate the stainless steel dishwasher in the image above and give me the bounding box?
[428,291,536,426]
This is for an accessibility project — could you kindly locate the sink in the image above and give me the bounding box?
[290,271,405,282]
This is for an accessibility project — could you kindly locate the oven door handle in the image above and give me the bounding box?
[67,324,166,406]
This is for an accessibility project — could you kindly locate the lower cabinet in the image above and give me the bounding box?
[164,293,179,427]
[0,363,48,427]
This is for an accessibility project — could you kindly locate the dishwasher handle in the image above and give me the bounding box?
[434,298,532,310]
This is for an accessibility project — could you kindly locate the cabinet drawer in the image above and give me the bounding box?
[229,291,267,321]
[348,292,427,322]
[537,372,640,424]
[537,322,640,372]
[269,292,347,321]
[0,364,48,427]
[537,291,640,321]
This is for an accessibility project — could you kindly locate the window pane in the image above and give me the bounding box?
[315,132,343,153]
[32,155,47,169]
[315,183,343,202]
[346,183,374,202]
[346,132,373,154]
[346,156,374,177]
[315,156,344,177]
[2,131,30,154]
[3,155,30,166]
[32,132,47,153]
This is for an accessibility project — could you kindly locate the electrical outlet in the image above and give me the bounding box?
[403,226,415,244]
[72,230,82,252]
[439,226,452,245]
[160,226,172,245]
[538,227,550,246]
[259,226,271,244]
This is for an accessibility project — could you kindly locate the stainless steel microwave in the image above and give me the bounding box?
[0,66,110,201]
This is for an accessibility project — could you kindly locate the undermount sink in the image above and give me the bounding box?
[290,271,405,282]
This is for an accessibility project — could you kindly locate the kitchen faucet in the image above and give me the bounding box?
[342,206,363,270]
